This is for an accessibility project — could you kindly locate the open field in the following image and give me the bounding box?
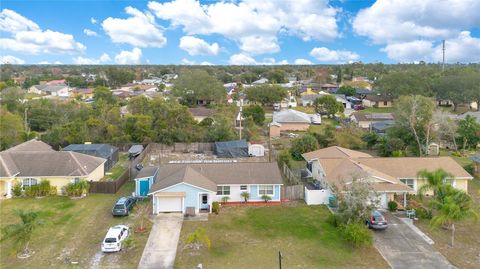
[175,203,388,269]
[0,182,150,269]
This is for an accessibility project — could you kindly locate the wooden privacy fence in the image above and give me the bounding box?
[282,163,302,185]
[282,185,304,201]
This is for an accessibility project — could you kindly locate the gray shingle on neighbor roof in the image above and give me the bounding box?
[5,139,54,152]
[149,162,283,193]
[63,144,118,159]
[136,166,159,179]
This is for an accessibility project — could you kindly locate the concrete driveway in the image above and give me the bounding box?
[373,212,455,269]
[138,213,183,269]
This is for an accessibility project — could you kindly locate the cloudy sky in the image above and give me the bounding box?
[1,0,479,65]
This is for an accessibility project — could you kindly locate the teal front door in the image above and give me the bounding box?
[139,180,149,196]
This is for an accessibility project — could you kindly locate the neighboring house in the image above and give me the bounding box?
[278,92,297,108]
[350,112,395,129]
[62,144,119,172]
[302,93,351,110]
[252,78,269,85]
[0,140,105,199]
[301,94,319,106]
[45,79,66,85]
[72,88,94,100]
[29,85,70,97]
[148,162,283,214]
[188,107,216,122]
[269,109,321,137]
[454,111,480,123]
[300,87,318,96]
[371,120,395,135]
[135,166,159,197]
[320,83,339,93]
[362,94,394,108]
[302,146,473,208]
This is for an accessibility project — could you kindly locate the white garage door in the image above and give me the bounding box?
[157,196,183,213]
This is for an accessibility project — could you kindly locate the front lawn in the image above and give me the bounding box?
[361,107,395,113]
[175,203,388,268]
[0,182,151,269]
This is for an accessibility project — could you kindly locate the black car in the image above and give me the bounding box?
[112,197,136,216]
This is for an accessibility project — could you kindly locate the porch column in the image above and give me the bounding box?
[403,192,407,208]
[6,180,12,198]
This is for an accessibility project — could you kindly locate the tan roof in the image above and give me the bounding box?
[0,140,105,178]
[373,182,413,192]
[188,107,216,117]
[302,146,372,161]
[354,157,473,179]
[149,162,283,193]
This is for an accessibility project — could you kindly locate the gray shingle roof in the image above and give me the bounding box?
[272,109,312,123]
[136,166,159,179]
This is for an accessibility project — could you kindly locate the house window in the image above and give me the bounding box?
[217,186,230,195]
[443,178,454,186]
[259,185,274,195]
[400,179,414,189]
[22,178,38,189]
[73,177,80,184]
[383,101,388,106]
[240,185,247,191]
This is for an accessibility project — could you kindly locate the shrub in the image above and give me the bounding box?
[37,180,53,196]
[277,149,292,168]
[326,214,339,227]
[340,223,373,248]
[221,196,230,204]
[24,185,38,197]
[388,201,398,212]
[416,207,433,220]
[185,228,211,249]
[65,180,89,197]
[463,163,474,175]
[212,202,220,215]
[240,192,250,202]
[12,183,22,197]
[261,194,272,203]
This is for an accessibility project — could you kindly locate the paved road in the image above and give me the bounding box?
[373,212,456,269]
[138,213,183,269]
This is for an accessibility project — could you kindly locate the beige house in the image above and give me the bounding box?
[0,140,105,199]
[350,112,395,129]
[362,94,394,108]
[188,107,216,122]
[269,109,321,137]
[302,146,472,208]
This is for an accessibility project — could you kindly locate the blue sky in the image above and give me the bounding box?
[1,0,479,65]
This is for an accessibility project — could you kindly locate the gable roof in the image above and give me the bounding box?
[302,146,372,161]
[135,166,159,179]
[272,109,313,124]
[63,144,118,159]
[351,112,395,122]
[364,94,394,102]
[149,162,282,193]
[0,140,105,178]
[188,107,216,117]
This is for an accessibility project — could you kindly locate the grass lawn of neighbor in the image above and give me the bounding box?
[102,153,129,181]
[0,182,151,269]
[175,203,388,269]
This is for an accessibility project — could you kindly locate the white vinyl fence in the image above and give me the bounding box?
[304,187,332,205]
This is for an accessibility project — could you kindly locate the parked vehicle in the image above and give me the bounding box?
[312,179,321,190]
[365,210,388,230]
[101,225,129,252]
[353,104,364,110]
[112,197,136,216]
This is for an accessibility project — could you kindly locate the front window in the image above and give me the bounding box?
[443,178,454,186]
[22,178,38,189]
[217,186,230,195]
[104,238,117,243]
[259,185,274,195]
[240,185,247,191]
[73,177,80,184]
[400,179,414,189]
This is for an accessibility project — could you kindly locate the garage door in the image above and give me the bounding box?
[156,196,183,213]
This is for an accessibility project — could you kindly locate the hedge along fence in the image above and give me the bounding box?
[89,143,152,194]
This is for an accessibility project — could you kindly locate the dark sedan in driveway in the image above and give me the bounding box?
[366,210,388,230]
[112,197,136,216]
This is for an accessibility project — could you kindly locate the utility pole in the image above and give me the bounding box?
[238,97,243,140]
[442,40,446,72]
[24,107,29,133]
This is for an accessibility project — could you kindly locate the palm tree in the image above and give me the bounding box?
[240,191,250,203]
[417,169,452,199]
[2,210,42,257]
[430,189,478,247]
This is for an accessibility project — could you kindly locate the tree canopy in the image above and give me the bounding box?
[173,69,225,106]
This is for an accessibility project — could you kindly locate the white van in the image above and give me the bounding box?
[101,225,129,252]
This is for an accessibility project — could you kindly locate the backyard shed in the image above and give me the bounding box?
[248,143,265,157]
[63,143,119,172]
[215,140,249,158]
[135,166,159,197]
[128,145,144,159]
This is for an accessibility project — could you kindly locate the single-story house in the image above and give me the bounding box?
[302,146,473,208]
[62,143,119,172]
[72,88,94,100]
[252,78,269,85]
[269,109,321,137]
[0,140,105,199]
[148,162,283,214]
[28,84,70,97]
[350,112,395,129]
[135,166,159,197]
[188,107,216,122]
[320,83,339,93]
[362,94,394,108]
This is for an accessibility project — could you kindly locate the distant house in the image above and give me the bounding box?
[320,83,339,93]
[362,94,394,108]
[45,79,66,85]
[72,88,94,100]
[301,94,319,106]
[269,109,321,137]
[29,84,70,97]
[350,112,395,129]
[252,78,269,85]
[188,107,216,122]
[62,144,119,172]
[454,111,480,123]
[0,140,105,198]
[371,120,395,135]
[301,93,351,110]
[148,163,283,214]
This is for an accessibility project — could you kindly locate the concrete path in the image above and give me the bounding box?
[373,212,456,269]
[138,213,183,269]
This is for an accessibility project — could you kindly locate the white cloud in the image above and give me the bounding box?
[37,61,62,65]
[91,17,97,24]
[310,47,359,62]
[180,58,195,65]
[200,61,213,66]
[381,40,433,63]
[102,6,166,48]
[0,9,85,55]
[73,53,111,65]
[115,48,142,64]
[148,0,339,54]
[83,29,98,37]
[229,53,257,65]
[294,58,313,65]
[179,36,219,56]
[0,55,25,64]
[0,9,39,33]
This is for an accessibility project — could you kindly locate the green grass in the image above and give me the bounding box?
[0,182,151,269]
[361,107,395,113]
[102,153,129,181]
[292,106,316,114]
[175,204,388,269]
